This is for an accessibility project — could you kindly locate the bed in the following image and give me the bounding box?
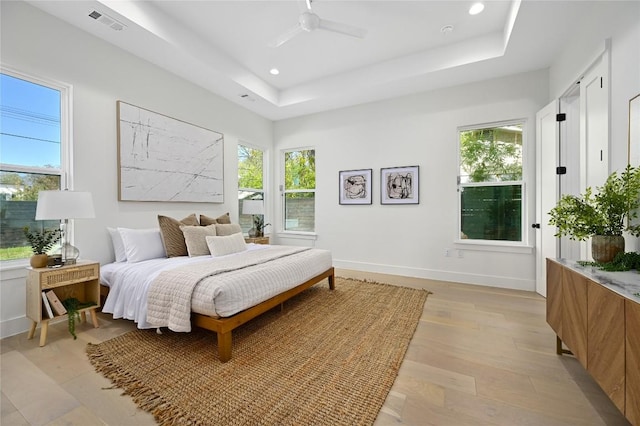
[100,242,334,362]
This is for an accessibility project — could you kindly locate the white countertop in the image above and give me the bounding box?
[555,258,640,303]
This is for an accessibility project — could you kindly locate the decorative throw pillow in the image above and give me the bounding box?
[180,225,217,257]
[118,228,166,263]
[107,227,127,262]
[158,214,199,257]
[200,212,231,226]
[215,212,232,224]
[206,233,247,257]
[215,223,242,236]
[199,215,217,226]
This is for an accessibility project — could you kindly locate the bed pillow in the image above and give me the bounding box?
[206,233,247,257]
[200,212,232,226]
[180,225,217,257]
[118,228,166,263]
[158,214,199,257]
[107,227,127,262]
[215,223,242,236]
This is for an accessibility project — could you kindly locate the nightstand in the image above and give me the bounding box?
[26,260,101,346]
[245,236,269,245]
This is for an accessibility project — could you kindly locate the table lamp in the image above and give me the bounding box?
[35,190,95,265]
[242,200,264,238]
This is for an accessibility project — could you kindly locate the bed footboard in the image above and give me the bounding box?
[101,267,335,363]
[192,266,335,362]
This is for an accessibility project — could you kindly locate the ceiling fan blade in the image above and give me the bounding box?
[268,24,305,48]
[318,18,367,39]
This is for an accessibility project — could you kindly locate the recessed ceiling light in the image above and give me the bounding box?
[270,68,280,75]
[469,2,485,15]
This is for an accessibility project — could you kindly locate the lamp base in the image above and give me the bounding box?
[58,242,80,265]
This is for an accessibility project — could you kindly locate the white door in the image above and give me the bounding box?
[535,100,559,296]
[579,55,610,260]
[580,57,609,189]
[558,95,582,261]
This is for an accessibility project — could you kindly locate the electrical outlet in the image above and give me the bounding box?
[457,250,464,258]
[444,248,450,257]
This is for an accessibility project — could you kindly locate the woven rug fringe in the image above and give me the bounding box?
[87,346,182,424]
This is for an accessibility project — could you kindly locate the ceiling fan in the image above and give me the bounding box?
[268,0,367,48]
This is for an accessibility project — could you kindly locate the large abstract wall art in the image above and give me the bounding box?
[381,166,419,205]
[339,169,372,205]
[117,101,224,202]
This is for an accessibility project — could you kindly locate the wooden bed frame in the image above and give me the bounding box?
[100,267,335,362]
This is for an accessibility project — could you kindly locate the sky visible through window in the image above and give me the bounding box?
[0,73,61,169]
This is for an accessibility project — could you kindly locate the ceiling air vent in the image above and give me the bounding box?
[88,10,126,31]
[239,94,256,102]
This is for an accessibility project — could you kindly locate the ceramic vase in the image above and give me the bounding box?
[30,254,49,268]
[591,235,625,263]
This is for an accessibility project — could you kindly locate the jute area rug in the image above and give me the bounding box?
[86,277,429,426]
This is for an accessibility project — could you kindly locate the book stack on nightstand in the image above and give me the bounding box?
[245,236,269,245]
[26,260,101,346]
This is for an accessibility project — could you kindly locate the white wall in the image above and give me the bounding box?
[274,70,548,290]
[274,2,640,290]
[549,1,640,249]
[0,1,273,338]
[2,1,638,338]
[272,1,640,290]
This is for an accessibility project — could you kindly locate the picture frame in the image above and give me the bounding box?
[339,169,373,205]
[380,165,419,204]
[117,101,224,202]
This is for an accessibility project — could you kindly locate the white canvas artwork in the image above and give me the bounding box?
[117,101,224,202]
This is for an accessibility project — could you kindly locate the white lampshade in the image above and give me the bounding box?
[242,200,264,216]
[35,190,95,220]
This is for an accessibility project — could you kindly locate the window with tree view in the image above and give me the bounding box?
[0,72,64,260]
[458,122,524,242]
[284,149,315,232]
[238,144,265,234]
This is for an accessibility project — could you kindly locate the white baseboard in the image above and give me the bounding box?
[332,259,535,291]
[1,316,32,340]
[1,260,535,339]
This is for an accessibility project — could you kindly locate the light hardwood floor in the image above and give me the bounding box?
[1,272,631,426]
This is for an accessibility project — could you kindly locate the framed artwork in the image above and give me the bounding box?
[380,165,419,204]
[117,101,224,202]
[339,169,372,205]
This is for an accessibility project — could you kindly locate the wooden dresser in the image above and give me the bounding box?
[547,258,640,424]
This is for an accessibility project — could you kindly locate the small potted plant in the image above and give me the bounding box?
[548,165,640,263]
[23,226,61,268]
[252,216,271,238]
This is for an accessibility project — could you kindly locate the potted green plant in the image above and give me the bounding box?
[252,216,271,238]
[23,226,61,268]
[548,165,640,263]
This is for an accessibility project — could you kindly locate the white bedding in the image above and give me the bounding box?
[101,244,332,329]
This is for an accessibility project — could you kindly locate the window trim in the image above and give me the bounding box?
[456,119,528,247]
[1,66,73,188]
[281,147,316,235]
[238,141,266,193]
[0,66,72,268]
[237,142,268,235]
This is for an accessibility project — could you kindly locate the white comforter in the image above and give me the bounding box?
[101,244,332,329]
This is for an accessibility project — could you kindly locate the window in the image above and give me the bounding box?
[238,144,265,234]
[0,70,68,260]
[283,149,315,232]
[458,121,524,242]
